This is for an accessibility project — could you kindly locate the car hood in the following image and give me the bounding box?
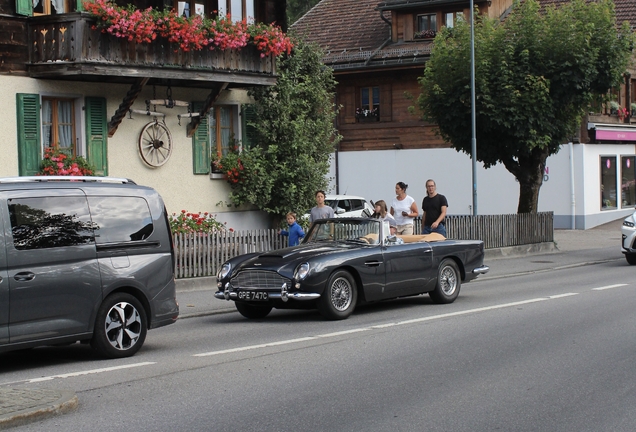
[232,241,363,277]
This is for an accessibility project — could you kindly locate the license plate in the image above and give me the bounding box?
[237,291,269,301]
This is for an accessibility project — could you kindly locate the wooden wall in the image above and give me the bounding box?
[0,16,29,75]
[335,69,447,152]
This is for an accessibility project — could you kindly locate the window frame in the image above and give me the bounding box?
[443,11,463,28]
[357,86,380,123]
[209,105,237,160]
[601,156,618,210]
[33,0,70,15]
[416,13,437,32]
[41,96,78,157]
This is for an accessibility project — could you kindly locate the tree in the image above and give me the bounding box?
[415,0,634,213]
[287,0,320,25]
[220,39,340,224]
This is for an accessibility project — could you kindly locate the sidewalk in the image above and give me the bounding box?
[0,216,627,429]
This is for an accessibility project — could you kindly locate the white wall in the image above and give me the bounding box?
[331,143,636,230]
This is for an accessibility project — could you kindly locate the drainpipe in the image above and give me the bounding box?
[364,11,393,66]
[569,141,576,229]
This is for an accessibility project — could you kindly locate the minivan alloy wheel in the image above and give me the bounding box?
[106,301,142,350]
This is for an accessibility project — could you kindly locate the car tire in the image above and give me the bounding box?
[91,293,147,359]
[626,254,636,265]
[317,270,357,320]
[429,258,461,304]
[235,302,273,319]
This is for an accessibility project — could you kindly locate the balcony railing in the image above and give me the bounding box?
[26,12,276,87]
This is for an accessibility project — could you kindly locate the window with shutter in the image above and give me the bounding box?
[16,94,41,176]
[192,101,210,174]
[241,104,257,149]
[85,97,108,176]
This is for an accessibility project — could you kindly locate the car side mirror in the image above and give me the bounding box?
[336,207,346,215]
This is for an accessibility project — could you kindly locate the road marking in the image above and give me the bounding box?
[549,293,579,299]
[27,362,156,383]
[592,284,629,291]
[194,296,571,357]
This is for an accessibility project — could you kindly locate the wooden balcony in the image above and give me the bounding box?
[26,13,276,88]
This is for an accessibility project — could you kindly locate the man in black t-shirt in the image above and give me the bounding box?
[421,179,448,237]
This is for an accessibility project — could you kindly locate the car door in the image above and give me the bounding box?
[0,206,8,345]
[4,190,102,343]
[382,240,434,297]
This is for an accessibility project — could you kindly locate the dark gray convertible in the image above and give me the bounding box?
[215,218,489,320]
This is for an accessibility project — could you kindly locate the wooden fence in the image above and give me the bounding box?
[173,212,553,279]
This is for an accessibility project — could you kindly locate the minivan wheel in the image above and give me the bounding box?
[91,293,147,359]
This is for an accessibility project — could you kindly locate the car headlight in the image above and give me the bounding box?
[294,263,310,281]
[217,263,231,280]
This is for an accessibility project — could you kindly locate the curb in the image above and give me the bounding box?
[485,241,556,260]
[0,388,78,430]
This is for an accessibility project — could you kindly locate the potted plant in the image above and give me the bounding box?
[210,153,225,179]
[414,29,437,39]
[608,100,620,115]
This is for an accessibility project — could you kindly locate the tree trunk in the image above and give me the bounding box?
[516,147,550,213]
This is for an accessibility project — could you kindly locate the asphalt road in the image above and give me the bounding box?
[3,242,636,431]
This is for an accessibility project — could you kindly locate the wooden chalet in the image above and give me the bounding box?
[292,0,636,152]
[0,0,288,229]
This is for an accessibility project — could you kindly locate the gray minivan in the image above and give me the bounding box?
[0,176,179,358]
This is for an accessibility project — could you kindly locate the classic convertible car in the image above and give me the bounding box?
[215,218,489,320]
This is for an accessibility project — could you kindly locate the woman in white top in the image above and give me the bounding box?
[390,182,419,235]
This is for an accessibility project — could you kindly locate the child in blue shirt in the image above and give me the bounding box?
[278,212,305,246]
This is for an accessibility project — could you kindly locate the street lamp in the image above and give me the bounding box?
[470,0,477,216]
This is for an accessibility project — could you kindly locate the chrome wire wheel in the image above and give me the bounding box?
[439,264,458,296]
[104,301,142,351]
[429,258,461,304]
[329,276,353,312]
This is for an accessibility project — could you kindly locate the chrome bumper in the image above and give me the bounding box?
[472,265,489,275]
[214,282,320,302]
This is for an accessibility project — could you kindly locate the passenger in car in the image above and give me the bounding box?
[371,199,396,224]
[388,220,404,244]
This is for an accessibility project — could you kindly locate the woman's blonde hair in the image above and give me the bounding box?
[373,200,388,218]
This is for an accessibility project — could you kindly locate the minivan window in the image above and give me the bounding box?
[9,196,94,250]
[88,196,154,243]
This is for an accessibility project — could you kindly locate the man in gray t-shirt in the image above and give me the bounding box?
[309,190,334,223]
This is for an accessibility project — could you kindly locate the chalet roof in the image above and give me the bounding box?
[292,0,636,72]
[376,0,485,11]
[291,0,430,70]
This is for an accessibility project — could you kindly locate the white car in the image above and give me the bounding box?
[305,195,374,219]
[622,210,636,264]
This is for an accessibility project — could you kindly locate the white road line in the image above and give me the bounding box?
[193,296,569,358]
[592,284,629,291]
[549,293,579,299]
[27,362,156,383]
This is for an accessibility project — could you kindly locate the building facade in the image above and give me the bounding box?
[1,0,286,230]
[294,0,636,229]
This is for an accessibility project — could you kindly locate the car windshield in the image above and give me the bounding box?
[324,199,337,210]
[304,219,381,245]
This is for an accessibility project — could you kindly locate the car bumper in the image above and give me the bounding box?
[214,282,320,302]
[472,265,489,275]
[621,224,636,253]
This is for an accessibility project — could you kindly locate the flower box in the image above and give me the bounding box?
[210,172,226,180]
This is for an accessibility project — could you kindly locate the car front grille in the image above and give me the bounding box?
[231,270,291,290]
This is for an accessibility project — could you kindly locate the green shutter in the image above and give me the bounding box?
[241,104,257,149]
[16,94,41,176]
[15,0,32,16]
[85,97,108,176]
[76,0,84,11]
[192,102,210,174]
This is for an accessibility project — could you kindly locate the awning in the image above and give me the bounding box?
[588,123,636,142]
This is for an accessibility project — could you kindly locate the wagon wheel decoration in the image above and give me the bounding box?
[138,120,173,168]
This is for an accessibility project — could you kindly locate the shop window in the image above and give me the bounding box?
[601,156,617,210]
[621,156,636,207]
